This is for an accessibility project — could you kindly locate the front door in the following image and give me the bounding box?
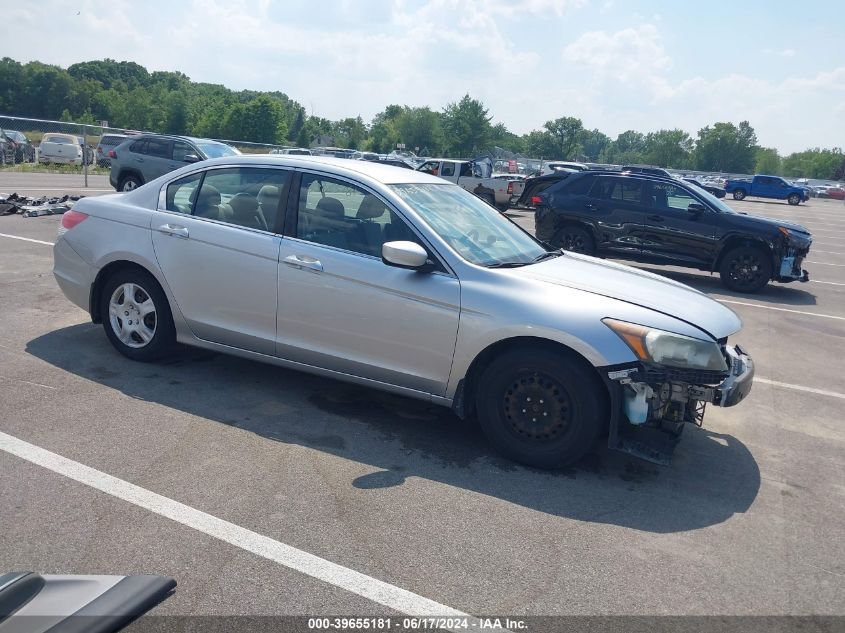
[151,166,290,355]
[275,172,460,396]
[639,181,718,266]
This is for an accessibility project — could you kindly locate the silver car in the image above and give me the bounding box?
[54,156,754,468]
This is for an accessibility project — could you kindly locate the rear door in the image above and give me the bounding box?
[139,137,175,180]
[583,176,651,256]
[151,166,290,355]
[275,171,460,395]
[639,180,718,265]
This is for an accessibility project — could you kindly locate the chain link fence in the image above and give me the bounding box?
[0,114,293,189]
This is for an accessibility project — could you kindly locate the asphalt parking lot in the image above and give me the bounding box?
[1,173,843,629]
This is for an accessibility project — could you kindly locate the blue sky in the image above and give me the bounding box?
[7,0,845,153]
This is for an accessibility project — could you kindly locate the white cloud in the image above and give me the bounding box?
[763,48,796,57]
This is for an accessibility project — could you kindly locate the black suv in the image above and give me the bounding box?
[535,171,812,293]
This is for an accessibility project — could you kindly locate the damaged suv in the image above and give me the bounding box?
[535,171,812,293]
[54,156,753,468]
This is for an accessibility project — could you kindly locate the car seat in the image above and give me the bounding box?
[228,193,267,230]
[351,195,387,256]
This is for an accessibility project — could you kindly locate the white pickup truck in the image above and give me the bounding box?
[38,133,84,165]
[416,159,522,210]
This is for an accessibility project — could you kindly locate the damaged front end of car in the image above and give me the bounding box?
[601,319,754,465]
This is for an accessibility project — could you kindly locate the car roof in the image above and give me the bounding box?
[192,154,446,185]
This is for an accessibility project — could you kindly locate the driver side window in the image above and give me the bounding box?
[650,183,700,213]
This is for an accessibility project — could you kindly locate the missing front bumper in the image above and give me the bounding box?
[604,345,754,464]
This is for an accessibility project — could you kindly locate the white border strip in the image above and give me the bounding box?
[0,430,496,631]
[719,299,845,321]
[756,377,845,400]
[0,232,54,246]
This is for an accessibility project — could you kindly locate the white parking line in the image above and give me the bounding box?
[0,430,494,631]
[811,280,845,287]
[806,261,845,266]
[812,250,845,255]
[719,299,845,321]
[755,377,845,400]
[0,232,54,246]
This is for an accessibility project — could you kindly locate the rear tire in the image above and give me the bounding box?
[554,226,596,256]
[100,268,175,362]
[787,193,801,206]
[475,348,606,468]
[732,189,746,200]
[719,245,772,293]
[118,174,142,192]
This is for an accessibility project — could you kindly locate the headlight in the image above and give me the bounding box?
[603,318,728,372]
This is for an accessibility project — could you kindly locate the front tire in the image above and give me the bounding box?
[719,246,772,293]
[787,193,801,206]
[475,348,606,468]
[100,269,175,361]
[554,226,596,255]
[732,189,746,200]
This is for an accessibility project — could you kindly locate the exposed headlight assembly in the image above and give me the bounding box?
[603,318,728,372]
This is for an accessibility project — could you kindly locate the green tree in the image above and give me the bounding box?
[694,121,757,173]
[782,148,843,179]
[334,116,367,149]
[601,130,647,164]
[642,129,694,168]
[394,107,443,154]
[489,122,525,154]
[754,147,781,175]
[442,94,492,157]
[542,116,583,160]
[578,129,611,161]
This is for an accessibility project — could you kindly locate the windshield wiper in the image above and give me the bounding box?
[485,261,531,269]
[531,248,565,263]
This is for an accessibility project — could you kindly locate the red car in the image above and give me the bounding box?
[825,187,845,200]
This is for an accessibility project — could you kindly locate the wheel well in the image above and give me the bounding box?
[117,169,144,185]
[552,219,596,241]
[458,336,607,419]
[89,261,156,323]
[713,237,774,272]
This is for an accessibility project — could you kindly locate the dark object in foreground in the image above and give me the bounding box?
[0,572,175,633]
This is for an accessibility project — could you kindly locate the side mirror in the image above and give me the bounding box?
[382,241,429,270]
[183,153,201,164]
[688,202,707,215]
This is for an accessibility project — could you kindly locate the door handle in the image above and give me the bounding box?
[585,203,598,211]
[647,214,664,222]
[283,254,323,272]
[134,157,144,163]
[157,224,189,238]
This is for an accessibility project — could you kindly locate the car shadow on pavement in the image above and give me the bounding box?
[27,324,761,535]
[629,264,819,306]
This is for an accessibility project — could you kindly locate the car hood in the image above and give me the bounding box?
[735,213,811,236]
[514,253,742,340]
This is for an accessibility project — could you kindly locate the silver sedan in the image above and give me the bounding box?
[54,156,754,468]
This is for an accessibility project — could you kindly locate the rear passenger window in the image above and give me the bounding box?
[564,175,595,195]
[165,173,202,214]
[129,140,147,153]
[194,168,289,231]
[296,174,417,257]
[145,138,171,158]
[594,177,645,204]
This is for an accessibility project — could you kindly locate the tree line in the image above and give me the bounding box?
[0,57,841,179]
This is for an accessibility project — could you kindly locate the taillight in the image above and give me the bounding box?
[530,196,543,206]
[60,210,88,234]
[507,182,514,195]
[108,149,116,158]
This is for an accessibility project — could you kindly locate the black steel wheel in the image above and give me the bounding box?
[719,246,772,293]
[476,348,606,468]
[554,226,595,255]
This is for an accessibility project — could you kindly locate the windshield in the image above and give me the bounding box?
[195,142,240,158]
[686,181,735,214]
[390,183,546,266]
